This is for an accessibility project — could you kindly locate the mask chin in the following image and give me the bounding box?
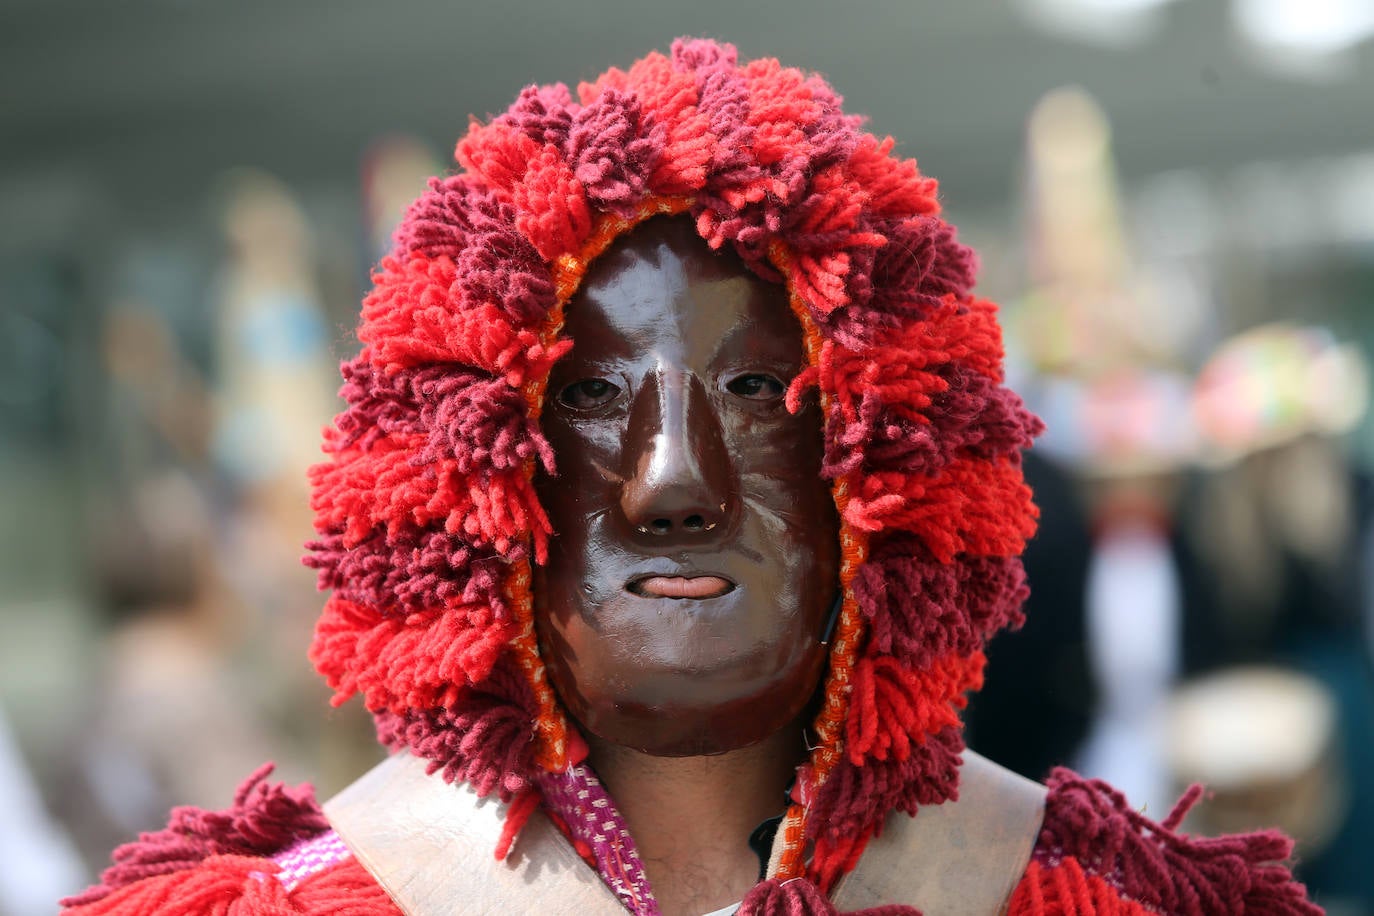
[564,649,830,758]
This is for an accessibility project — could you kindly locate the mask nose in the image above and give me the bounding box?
[620,368,736,539]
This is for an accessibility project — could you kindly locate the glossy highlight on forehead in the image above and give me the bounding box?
[567,217,801,364]
[304,36,1043,900]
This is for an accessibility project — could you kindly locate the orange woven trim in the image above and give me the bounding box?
[766,239,871,879]
[771,806,807,881]
[509,194,694,773]
[502,561,569,771]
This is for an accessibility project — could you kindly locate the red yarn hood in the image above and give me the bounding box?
[304,37,1042,892]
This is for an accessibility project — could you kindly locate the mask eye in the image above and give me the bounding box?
[725,373,785,402]
[558,378,622,410]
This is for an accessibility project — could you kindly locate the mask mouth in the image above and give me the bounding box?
[626,574,736,599]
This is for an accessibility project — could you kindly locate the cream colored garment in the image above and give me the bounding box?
[326,751,1044,915]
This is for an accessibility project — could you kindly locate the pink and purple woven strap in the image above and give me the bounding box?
[537,764,660,915]
[269,829,354,892]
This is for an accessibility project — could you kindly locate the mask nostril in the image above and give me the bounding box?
[683,514,705,531]
[650,518,672,535]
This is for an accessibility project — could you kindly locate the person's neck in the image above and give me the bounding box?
[588,727,803,916]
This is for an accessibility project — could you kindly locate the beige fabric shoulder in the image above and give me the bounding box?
[325,750,1044,916]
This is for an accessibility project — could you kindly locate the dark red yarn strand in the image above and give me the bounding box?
[305,527,514,620]
[738,877,921,916]
[855,539,1028,667]
[328,357,554,476]
[821,366,1038,480]
[372,658,539,803]
[807,725,966,850]
[393,176,556,326]
[1036,770,1323,915]
[566,89,660,213]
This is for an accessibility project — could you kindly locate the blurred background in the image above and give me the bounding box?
[3,0,1373,913]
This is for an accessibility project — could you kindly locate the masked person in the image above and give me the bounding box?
[63,40,1320,916]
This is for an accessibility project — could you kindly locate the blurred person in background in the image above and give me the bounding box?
[210,168,339,653]
[1063,371,1197,820]
[55,299,285,871]
[1178,324,1374,908]
[964,445,1095,785]
[360,136,443,269]
[972,82,1374,910]
[52,173,382,878]
[1186,324,1371,673]
[210,170,381,792]
[0,706,86,916]
[970,87,1208,803]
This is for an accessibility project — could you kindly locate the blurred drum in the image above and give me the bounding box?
[1166,666,1346,855]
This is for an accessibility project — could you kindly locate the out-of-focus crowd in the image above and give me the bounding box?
[967,89,1374,914]
[0,138,439,915]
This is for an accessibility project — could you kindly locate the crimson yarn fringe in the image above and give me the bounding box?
[739,878,919,916]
